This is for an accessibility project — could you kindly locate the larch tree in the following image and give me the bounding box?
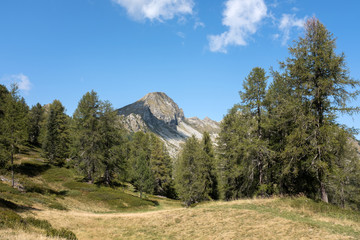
[201,132,218,200]
[0,84,29,187]
[149,133,173,197]
[73,90,102,183]
[98,100,128,185]
[129,132,154,199]
[174,136,208,207]
[28,103,44,146]
[42,100,70,166]
[281,17,359,202]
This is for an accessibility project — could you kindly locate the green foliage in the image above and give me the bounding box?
[149,133,174,197]
[129,132,155,198]
[201,132,218,200]
[42,100,70,166]
[174,136,213,207]
[72,90,103,183]
[219,67,273,199]
[0,84,29,186]
[277,17,360,202]
[28,103,44,145]
[98,101,128,185]
[218,17,360,209]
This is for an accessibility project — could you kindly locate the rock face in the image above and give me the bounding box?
[117,92,220,157]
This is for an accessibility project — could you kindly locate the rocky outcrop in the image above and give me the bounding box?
[117,92,220,157]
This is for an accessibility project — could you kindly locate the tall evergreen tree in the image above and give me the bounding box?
[0,84,9,167]
[280,17,360,202]
[73,90,102,183]
[240,67,268,138]
[240,67,271,187]
[28,103,44,145]
[98,101,128,185]
[149,133,173,197]
[129,132,154,199]
[42,100,70,166]
[0,84,29,186]
[174,136,208,206]
[201,132,218,200]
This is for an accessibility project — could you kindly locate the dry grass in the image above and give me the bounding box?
[27,198,359,240]
[0,229,66,240]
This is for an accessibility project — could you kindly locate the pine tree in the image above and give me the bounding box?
[174,136,208,207]
[240,67,271,189]
[149,133,173,197]
[28,103,44,145]
[73,90,102,183]
[129,132,154,199]
[280,17,360,202]
[42,100,70,166]
[0,84,29,186]
[201,132,218,200]
[0,84,9,167]
[98,100,127,185]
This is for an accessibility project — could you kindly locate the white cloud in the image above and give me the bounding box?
[1,73,32,93]
[11,74,32,92]
[208,0,268,53]
[112,0,194,22]
[176,31,185,38]
[194,21,205,30]
[278,13,306,45]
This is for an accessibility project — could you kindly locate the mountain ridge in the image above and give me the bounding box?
[117,92,220,157]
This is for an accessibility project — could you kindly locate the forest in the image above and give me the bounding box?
[1,18,359,212]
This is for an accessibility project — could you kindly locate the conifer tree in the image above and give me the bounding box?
[42,100,70,166]
[0,84,9,167]
[98,101,127,185]
[280,17,360,202]
[129,132,154,198]
[28,103,44,145]
[149,133,173,197]
[73,90,102,183]
[174,136,208,206]
[201,132,218,200]
[0,84,29,186]
[240,67,271,189]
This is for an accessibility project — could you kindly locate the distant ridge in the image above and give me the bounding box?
[117,92,220,157]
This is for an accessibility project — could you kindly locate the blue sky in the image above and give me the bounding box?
[0,0,359,137]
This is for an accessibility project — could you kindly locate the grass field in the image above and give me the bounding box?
[1,146,360,239]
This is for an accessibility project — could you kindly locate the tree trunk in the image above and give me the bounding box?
[104,167,110,185]
[320,181,328,203]
[11,152,14,188]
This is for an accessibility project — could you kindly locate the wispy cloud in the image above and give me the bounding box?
[194,21,205,30]
[208,0,268,53]
[176,31,186,38]
[0,73,32,93]
[112,0,194,22]
[278,13,306,45]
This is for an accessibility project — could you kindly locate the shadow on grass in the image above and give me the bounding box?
[24,185,68,196]
[0,198,39,212]
[14,162,51,177]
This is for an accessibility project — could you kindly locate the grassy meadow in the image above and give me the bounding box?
[1,146,360,239]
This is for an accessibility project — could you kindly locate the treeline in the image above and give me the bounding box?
[0,88,175,198]
[175,18,360,209]
[1,17,359,210]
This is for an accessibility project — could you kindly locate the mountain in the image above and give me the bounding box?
[117,92,220,157]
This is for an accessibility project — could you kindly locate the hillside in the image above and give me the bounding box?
[117,92,220,156]
[1,147,360,240]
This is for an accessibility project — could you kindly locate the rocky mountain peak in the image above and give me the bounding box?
[139,92,185,126]
[117,92,220,157]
